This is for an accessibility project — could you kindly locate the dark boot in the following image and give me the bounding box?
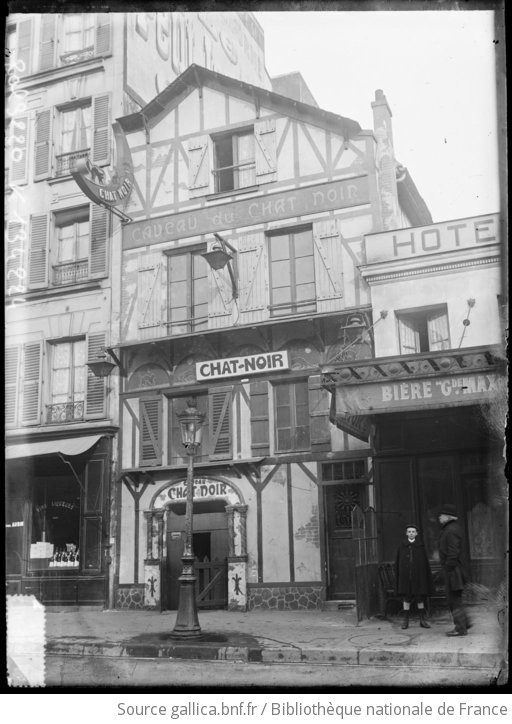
[401,610,409,629]
[419,609,431,628]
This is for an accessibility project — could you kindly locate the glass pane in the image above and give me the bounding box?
[295,256,315,284]
[170,255,187,281]
[193,279,208,305]
[295,382,308,405]
[277,429,291,450]
[58,226,75,262]
[170,280,187,307]
[293,229,313,257]
[193,254,207,279]
[271,287,292,307]
[83,517,102,571]
[275,384,290,405]
[269,235,290,261]
[53,369,70,396]
[77,223,89,258]
[271,259,291,285]
[276,406,291,427]
[54,343,71,368]
[74,340,86,365]
[74,366,85,395]
[295,425,310,449]
[296,282,316,302]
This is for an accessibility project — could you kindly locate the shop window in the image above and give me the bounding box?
[268,227,316,317]
[213,129,255,193]
[29,477,81,571]
[274,380,310,452]
[167,250,208,334]
[52,207,90,285]
[46,339,86,424]
[397,305,450,354]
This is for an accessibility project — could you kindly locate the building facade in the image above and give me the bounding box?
[325,212,507,604]
[4,12,268,608]
[110,65,431,610]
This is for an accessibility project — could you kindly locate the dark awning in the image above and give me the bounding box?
[5,435,102,460]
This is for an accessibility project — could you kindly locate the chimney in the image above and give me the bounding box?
[372,89,400,230]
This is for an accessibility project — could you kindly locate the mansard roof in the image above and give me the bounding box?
[117,63,362,139]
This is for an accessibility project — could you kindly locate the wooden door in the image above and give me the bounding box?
[325,483,366,599]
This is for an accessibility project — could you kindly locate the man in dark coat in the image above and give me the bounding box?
[395,524,433,629]
[438,503,470,636]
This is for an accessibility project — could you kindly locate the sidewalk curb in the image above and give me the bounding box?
[45,639,504,670]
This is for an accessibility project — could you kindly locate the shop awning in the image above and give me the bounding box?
[5,435,102,460]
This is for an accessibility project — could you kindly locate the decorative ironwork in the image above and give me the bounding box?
[56,148,90,177]
[52,259,89,286]
[46,400,85,424]
[334,486,361,528]
[59,47,95,66]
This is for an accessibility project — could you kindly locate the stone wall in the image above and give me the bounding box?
[115,584,145,610]
[247,585,324,610]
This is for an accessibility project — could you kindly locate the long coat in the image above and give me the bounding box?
[395,539,433,596]
[438,519,469,592]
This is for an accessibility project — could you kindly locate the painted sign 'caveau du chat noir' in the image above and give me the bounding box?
[123,176,369,250]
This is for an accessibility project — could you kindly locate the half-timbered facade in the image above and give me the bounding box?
[112,66,432,610]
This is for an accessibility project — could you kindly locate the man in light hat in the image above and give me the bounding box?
[438,504,470,636]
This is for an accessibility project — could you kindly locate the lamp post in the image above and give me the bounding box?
[172,399,205,638]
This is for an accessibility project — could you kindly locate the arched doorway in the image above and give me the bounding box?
[144,476,248,611]
[165,499,229,610]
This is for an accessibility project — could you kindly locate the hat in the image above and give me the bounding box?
[405,523,419,531]
[439,504,457,517]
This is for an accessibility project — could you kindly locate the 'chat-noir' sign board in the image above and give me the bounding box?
[196,351,289,381]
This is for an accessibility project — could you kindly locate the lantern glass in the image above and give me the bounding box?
[178,401,205,448]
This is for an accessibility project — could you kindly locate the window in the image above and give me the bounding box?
[169,394,210,465]
[274,381,310,452]
[47,339,86,424]
[62,13,95,61]
[30,477,81,571]
[52,207,90,285]
[269,227,316,316]
[397,305,450,354]
[213,129,255,193]
[322,460,367,482]
[168,251,208,333]
[56,102,92,176]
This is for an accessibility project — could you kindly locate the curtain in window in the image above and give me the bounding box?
[61,107,91,154]
[64,14,95,53]
[51,341,85,405]
[398,317,420,354]
[427,310,450,350]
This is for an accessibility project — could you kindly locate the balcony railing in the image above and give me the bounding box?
[56,148,90,177]
[52,259,89,286]
[46,400,85,424]
[59,46,95,66]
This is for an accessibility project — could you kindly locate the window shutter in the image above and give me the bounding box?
[188,136,211,197]
[9,116,29,185]
[312,218,343,312]
[89,204,109,278]
[209,387,232,460]
[254,118,277,185]
[28,214,49,289]
[33,108,53,181]
[138,261,163,329]
[5,346,20,427]
[140,398,162,466]
[427,310,450,351]
[6,221,27,295]
[398,317,420,354]
[86,333,106,418]
[16,18,33,76]
[92,93,111,165]
[250,380,269,456]
[21,343,42,425]
[238,231,267,323]
[39,14,56,71]
[95,13,111,55]
[308,374,331,452]
[208,262,232,328]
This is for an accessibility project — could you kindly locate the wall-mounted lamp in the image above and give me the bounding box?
[201,233,238,299]
[87,348,123,378]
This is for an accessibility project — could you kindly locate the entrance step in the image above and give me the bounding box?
[323,600,355,611]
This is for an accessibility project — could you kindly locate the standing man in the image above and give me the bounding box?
[395,524,433,629]
[438,504,470,637]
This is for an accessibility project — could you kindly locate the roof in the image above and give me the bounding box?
[396,164,433,226]
[117,64,361,139]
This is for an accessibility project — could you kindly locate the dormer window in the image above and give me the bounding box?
[213,129,255,193]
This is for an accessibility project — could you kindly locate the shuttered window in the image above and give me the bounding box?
[188,136,211,197]
[92,93,111,165]
[34,109,53,181]
[254,118,277,185]
[28,214,49,289]
[48,340,86,424]
[8,116,29,185]
[21,343,42,425]
[397,306,450,354]
[5,347,20,427]
[86,333,107,418]
[140,398,162,466]
[168,251,208,334]
[274,381,310,452]
[268,227,316,317]
[308,374,331,452]
[89,204,109,278]
[12,18,33,76]
[39,14,56,71]
[250,380,269,455]
[209,387,233,460]
[6,221,27,297]
[213,129,255,193]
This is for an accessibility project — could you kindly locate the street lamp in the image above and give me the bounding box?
[171,398,205,638]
